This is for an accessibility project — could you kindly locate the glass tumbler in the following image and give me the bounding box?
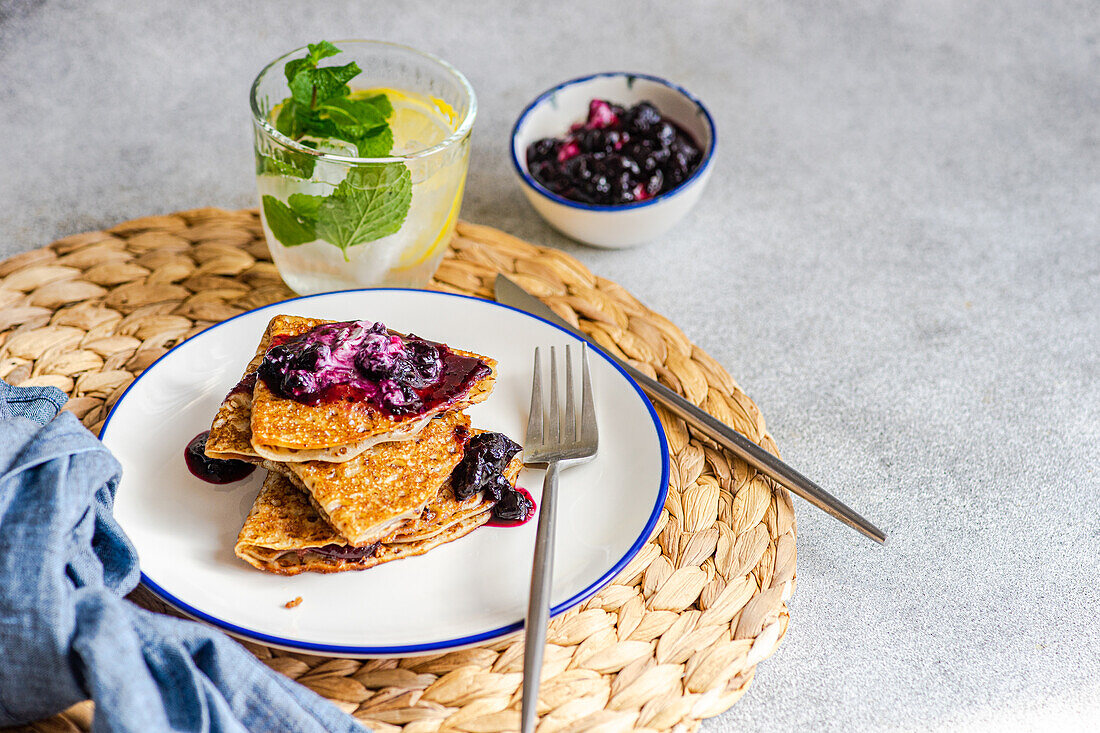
[250,40,476,294]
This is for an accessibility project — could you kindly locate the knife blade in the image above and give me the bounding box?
[494,273,885,544]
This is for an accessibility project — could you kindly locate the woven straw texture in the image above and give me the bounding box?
[1,209,796,733]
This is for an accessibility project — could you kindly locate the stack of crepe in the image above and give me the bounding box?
[204,314,521,575]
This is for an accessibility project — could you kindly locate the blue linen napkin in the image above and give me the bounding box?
[0,379,365,732]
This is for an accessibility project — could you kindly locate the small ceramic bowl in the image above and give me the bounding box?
[511,72,715,249]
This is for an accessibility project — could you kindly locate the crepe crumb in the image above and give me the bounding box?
[284,596,303,609]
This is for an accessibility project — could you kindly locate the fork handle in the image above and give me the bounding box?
[521,460,560,733]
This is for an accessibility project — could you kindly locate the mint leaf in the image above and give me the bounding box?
[358,93,393,118]
[287,193,324,220]
[262,195,316,246]
[314,164,412,258]
[284,57,312,85]
[289,62,361,107]
[351,126,394,158]
[274,99,307,138]
[317,97,388,137]
[306,41,341,63]
[315,96,394,156]
[284,41,342,84]
[276,98,339,143]
[257,154,306,178]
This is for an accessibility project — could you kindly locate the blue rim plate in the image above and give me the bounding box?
[102,288,669,656]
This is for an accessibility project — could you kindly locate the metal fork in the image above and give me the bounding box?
[521,344,599,733]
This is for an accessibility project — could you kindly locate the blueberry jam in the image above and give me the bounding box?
[452,432,522,501]
[184,431,256,484]
[526,99,703,205]
[303,541,381,562]
[227,371,257,398]
[449,432,535,525]
[486,486,536,527]
[258,321,490,416]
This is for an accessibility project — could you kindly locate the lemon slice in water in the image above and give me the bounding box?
[396,178,465,269]
[351,87,465,271]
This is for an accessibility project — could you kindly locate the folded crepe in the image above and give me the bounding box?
[235,453,522,575]
[240,315,496,463]
[268,411,472,547]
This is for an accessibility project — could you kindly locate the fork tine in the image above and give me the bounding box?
[526,347,543,447]
[564,345,576,442]
[580,344,597,445]
[548,346,560,446]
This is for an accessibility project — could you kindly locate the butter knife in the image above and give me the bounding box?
[494,274,885,544]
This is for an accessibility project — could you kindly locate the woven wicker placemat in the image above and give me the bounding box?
[1,208,796,733]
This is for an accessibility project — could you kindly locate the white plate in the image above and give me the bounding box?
[103,289,668,656]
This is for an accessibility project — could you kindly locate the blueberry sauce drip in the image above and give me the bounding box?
[258,320,491,416]
[302,541,381,562]
[526,99,702,206]
[485,486,536,527]
[184,431,256,484]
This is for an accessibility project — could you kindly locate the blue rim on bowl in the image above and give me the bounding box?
[510,71,717,212]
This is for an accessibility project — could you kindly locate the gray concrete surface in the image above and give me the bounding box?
[2,1,1098,730]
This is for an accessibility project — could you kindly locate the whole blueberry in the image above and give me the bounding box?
[406,340,442,386]
[283,370,318,399]
[653,121,676,146]
[628,102,661,132]
[529,138,557,162]
[646,170,664,194]
[581,129,605,153]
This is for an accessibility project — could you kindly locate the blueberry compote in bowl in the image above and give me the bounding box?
[511,72,715,248]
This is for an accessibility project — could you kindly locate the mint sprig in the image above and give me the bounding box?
[269,41,393,158]
[259,40,414,257]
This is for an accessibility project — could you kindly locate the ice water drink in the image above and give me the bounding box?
[250,42,476,294]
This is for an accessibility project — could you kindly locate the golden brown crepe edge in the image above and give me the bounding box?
[236,510,493,576]
[234,448,523,575]
[234,472,498,576]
